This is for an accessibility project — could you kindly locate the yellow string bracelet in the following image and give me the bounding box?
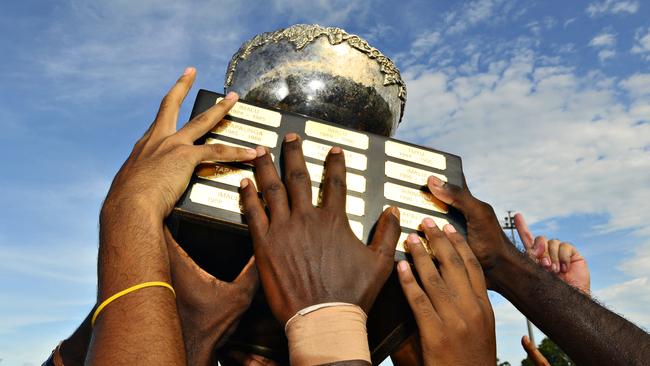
[91,281,176,327]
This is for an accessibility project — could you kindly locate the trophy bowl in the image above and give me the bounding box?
[224,24,406,137]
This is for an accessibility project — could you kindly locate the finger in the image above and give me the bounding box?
[514,213,534,250]
[197,143,258,164]
[151,67,196,138]
[233,256,259,300]
[396,260,441,340]
[321,147,347,212]
[427,174,484,216]
[548,239,560,273]
[253,149,290,220]
[534,236,550,268]
[282,134,312,211]
[442,224,489,300]
[175,91,239,143]
[405,233,456,318]
[558,242,576,273]
[240,178,269,241]
[368,207,401,260]
[521,335,550,366]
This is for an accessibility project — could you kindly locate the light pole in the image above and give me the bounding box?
[502,210,536,345]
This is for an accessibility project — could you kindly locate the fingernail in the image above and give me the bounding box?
[284,133,299,142]
[240,179,249,189]
[423,218,435,228]
[551,263,558,273]
[398,261,409,272]
[255,146,267,157]
[330,146,342,154]
[428,175,444,188]
[225,91,238,101]
[183,67,195,75]
[542,257,551,267]
[246,148,257,156]
[407,233,420,244]
[444,224,456,233]
[389,206,400,220]
[561,263,567,273]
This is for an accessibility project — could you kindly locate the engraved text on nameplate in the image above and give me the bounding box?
[385,161,447,185]
[196,163,256,188]
[383,205,449,231]
[305,121,369,150]
[384,182,448,214]
[189,183,242,214]
[216,98,281,127]
[212,119,278,147]
[385,141,447,170]
[303,140,368,171]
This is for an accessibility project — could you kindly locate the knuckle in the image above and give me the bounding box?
[448,254,465,268]
[466,256,483,271]
[323,175,347,190]
[287,169,310,183]
[263,182,284,198]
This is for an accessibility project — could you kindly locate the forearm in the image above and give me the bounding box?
[87,203,185,365]
[491,249,650,365]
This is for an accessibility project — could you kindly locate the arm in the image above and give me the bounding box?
[426,175,650,365]
[240,134,402,366]
[86,67,259,365]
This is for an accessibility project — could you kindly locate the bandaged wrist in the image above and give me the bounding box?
[285,303,371,365]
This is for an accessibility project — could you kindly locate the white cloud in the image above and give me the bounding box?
[586,0,640,17]
[398,47,650,248]
[631,28,650,60]
[595,277,650,327]
[589,31,617,62]
[411,31,442,57]
[620,73,650,98]
[590,32,617,47]
[269,0,372,25]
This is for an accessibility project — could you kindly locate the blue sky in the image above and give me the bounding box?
[1,0,649,365]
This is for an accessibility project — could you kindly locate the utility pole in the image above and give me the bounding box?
[502,210,536,345]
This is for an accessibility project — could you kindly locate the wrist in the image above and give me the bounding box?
[486,246,536,295]
[286,304,370,366]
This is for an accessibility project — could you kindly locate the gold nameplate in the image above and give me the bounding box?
[311,186,365,217]
[205,138,275,161]
[396,232,429,253]
[305,120,369,150]
[384,182,448,214]
[349,220,364,240]
[306,162,366,193]
[385,161,447,185]
[303,140,368,171]
[384,205,449,231]
[212,119,278,147]
[196,163,256,189]
[216,98,281,127]
[385,141,447,170]
[189,183,242,214]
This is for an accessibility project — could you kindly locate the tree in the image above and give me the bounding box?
[521,337,574,366]
[498,357,512,366]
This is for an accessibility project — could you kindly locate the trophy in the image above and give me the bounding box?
[170,24,466,364]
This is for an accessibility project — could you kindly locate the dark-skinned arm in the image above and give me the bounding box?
[240,134,401,366]
[86,68,259,365]
[426,175,650,366]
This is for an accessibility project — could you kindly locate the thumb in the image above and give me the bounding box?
[427,174,485,218]
[233,256,259,298]
[368,206,401,260]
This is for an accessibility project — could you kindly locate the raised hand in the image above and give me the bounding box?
[426,175,515,286]
[514,213,590,295]
[164,228,258,366]
[396,221,496,366]
[240,133,401,324]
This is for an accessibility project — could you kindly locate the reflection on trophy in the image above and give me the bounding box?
[172,24,465,364]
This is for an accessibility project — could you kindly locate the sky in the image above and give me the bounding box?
[0,0,649,365]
